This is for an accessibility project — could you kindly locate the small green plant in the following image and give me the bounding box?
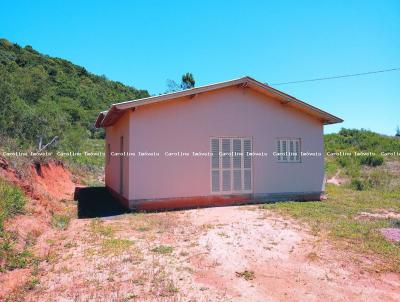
[217,232,229,238]
[51,214,71,230]
[151,245,173,254]
[351,178,365,191]
[166,280,179,294]
[24,277,40,290]
[90,219,114,237]
[0,241,34,271]
[136,226,150,232]
[390,220,400,229]
[0,179,26,232]
[101,238,133,255]
[235,270,255,281]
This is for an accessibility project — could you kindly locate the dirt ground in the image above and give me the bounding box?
[20,205,400,302]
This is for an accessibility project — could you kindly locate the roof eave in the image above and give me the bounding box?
[96,76,343,127]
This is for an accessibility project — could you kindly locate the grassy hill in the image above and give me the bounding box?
[0,38,148,153]
[324,128,400,190]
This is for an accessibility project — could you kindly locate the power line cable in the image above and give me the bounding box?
[270,67,400,86]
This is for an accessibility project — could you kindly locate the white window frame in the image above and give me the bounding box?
[276,138,301,163]
[210,137,253,194]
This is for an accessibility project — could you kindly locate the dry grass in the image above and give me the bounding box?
[18,210,197,302]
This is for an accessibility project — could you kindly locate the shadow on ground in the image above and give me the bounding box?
[75,187,129,218]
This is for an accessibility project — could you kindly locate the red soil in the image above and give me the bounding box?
[0,156,78,298]
[30,162,76,201]
[0,157,76,203]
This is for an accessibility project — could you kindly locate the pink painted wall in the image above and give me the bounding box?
[122,86,324,201]
[105,111,131,200]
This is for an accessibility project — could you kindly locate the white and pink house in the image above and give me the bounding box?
[95,76,342,210]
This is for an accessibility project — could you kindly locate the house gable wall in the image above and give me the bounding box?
[128,86,324,201]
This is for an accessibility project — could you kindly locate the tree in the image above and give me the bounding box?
[181,72,195,89]
[165,73,196,92]
[396,126,400,137]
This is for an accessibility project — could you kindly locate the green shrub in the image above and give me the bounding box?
[24,277,40,291]
[337,156,351,168]
[0,179,26,232]
[391,220,400,229]
[351,179,365,191]
[359,155,384,167]
[51,214,71,230]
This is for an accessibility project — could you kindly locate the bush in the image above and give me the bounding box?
[0,179,26,232]
[359,155,384,167]
[351,179,365,191]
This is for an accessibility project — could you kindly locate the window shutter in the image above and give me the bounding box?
[243,139,252,191]
[295,140,300,162]
[276,138,301,163]
[211,137,252,194]
[222,170,231,191]
[222,139,231,169]
[243,139,252,169]
[289,140,294,161]
[211,139,220,169]
[212,170,220,192]
[282,140,287,161]
[232,139,242,169]
[233,170,242,191]
[244,170,252,191]
[277,140,281,161]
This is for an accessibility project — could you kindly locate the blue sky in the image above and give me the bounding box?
[1,0,399,134]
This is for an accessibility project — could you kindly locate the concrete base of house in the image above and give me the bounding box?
[106,186,322,211]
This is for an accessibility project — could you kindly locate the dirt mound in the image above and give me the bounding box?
[0,157,76,203]
[30,162,76,201]
[0,156,78,298]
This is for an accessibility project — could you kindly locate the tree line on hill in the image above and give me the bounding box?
[0,38,149,152]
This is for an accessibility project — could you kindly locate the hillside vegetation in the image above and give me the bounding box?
[325,128,400,190]
[0,38,148,154]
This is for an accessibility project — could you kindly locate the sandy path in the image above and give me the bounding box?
[186,205,400,302]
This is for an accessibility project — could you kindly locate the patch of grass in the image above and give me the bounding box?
[359,155,384,167]
[0,180,38,276]
[63,242,77,248]
[24,277,40,291]
[165,279,179,295]
[151,245,173,254]
[136,226,150,232]
[262,185,400,272]
[217,232,229,238]
[101,238,133,255]
[90,218,114,237]
[351,178,365,191]
[235,270,255,281]
[0,230,34,272]
[0,179,26,232]
[51,214,71,230]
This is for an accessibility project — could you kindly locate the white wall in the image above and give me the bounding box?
[125,86,324,200]
[105,111,131,200]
